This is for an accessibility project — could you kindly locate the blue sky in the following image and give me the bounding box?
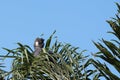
[0,0,119,77]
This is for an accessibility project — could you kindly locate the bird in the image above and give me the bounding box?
[33,37,54,63]
[33,37,44,56]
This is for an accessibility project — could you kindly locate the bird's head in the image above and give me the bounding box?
[34,37,44,48]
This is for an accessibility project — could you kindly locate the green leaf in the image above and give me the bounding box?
[45,30,56,50]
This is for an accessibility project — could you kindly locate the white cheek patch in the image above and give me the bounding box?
[35,41,39,46]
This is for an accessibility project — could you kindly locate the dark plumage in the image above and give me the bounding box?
[34,38,44,56]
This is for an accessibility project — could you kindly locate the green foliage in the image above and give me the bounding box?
[0,59,6,80]
[92,3,120,80]
[0,31,91,80]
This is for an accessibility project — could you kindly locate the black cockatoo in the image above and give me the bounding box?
[33,37,44,56]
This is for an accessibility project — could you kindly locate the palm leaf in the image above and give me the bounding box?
[92,3,120,79]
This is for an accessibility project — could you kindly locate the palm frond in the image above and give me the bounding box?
[92,3,120,79]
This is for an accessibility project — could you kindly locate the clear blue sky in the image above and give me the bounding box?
[0,0,119,77]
